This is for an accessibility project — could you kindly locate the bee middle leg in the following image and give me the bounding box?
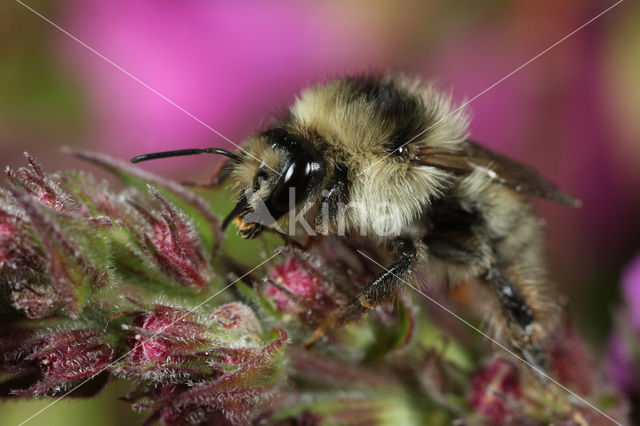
[304,237,418,347]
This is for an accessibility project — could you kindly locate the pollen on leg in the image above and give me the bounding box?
[358,297,376,309]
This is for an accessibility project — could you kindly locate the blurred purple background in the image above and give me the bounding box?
[1,0,639,423]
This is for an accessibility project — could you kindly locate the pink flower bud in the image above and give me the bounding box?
[0,209,58,318]
[9,190,108,317]
[129,305,209,365]
[35,188,57,209]
[0,210,46,275]
[0,218,14,239]
[5,153,72,212]
[123,328,288,425]
[139,189,211,289]
[0,215,18,268]
[9,280,60,319]
[548,313,595,395]
[11,329,113,396]
[266,256,331,314]
[469,359,522,424]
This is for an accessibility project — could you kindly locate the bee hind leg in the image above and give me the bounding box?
[304,238,418,347]
[485,266,550,383]
[425,237,552,381]
[488,269,589,423]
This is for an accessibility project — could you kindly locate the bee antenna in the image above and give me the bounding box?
[130,148,239,163]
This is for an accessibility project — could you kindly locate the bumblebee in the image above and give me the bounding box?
[132,75,580,378]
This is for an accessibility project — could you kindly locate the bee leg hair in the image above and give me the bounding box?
[485,266,550,382]
[304,238,418,347]
[425,237,551,381]
[314,178,348,235]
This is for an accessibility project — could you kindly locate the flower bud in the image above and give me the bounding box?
[9,280,60,319]
[266,256,336,317]
[128,305,210,365]
[548,312,595,395]
[138,189,211,289]
[0,209,46,276]
[469,359,522,424]
[5,153,72,212]
[10,329,113,396]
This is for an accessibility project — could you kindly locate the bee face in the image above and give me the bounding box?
[224,128,326,238]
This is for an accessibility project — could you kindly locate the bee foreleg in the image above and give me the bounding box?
[304,238,418,347]
[314,178,348,235]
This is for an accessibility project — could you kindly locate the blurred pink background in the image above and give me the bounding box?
[1,1,639,423]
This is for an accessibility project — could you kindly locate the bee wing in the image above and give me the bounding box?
[414,140,581,207]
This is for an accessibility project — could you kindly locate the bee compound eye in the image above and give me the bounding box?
[269,154,312,215]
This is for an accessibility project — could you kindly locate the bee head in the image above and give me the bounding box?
[225,128,326,239]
